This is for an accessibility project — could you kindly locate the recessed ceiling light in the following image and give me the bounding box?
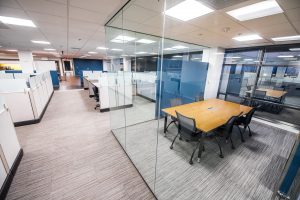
[232,34,262,41]
[6,49,17,52]
[149,52,158,55]
[192,58,201,60]
[31,40,50,44]
[173,55,183,58]
[289,48,300,51]
[0,16,36,27]
[97,46,108,50]
[164,48,175,51]
[244,58,253,61]
[111,48,123,51]
[164,0,214,21]
[111,35,136,43]
[272,35,300,42]
[278,55,294,58]
[88,51,97,54]
[172,45,188,49]
[44,48,56,51]
[136,39,156,44]
[226,56,241,59]
[226,0,283,21]
[135,52,147,54]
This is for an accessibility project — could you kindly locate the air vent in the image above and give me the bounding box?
[71,47,81,50]
[0,22,10,29]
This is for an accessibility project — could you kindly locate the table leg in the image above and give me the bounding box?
[164,116,167,134]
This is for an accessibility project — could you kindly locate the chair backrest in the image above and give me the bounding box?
[224,112,242,136]
[254,90,266,99]
[176,111,197,134]
[170,98,182,107]
[244,106,258,125]
[246,85,252,91]
[92,86,99,100]
[274,86,284,91]
[195,95,204,102]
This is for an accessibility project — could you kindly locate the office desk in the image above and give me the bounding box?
[162,99,252,133]
[246,88,287,99]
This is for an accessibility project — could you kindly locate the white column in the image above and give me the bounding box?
[203,47,225,99]
[18,51,34,73]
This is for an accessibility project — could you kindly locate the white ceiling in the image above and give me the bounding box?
[1,0,300,60]
[0,0,127,59]
[108,0,300,49]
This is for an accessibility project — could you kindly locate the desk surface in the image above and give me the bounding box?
[162,99,252,133]
[246,88,287,98]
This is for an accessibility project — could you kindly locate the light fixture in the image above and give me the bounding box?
[88,51,97,54]
[31,40,50,44]
[289,48,300,51]
[111,48,123,51]
[278,55,294,58]
[164,48,175,51]
[226,56,241,59]
[164,0,214,21]
[0,16,36,27]
[272,35,300,42]
[136,39,155,44]
[172,45,188,49]
[226,0,283,21]
[232,34,262,41]
[173,55,183,58]
[44,48,56,51]
[111,35,136,43]
[192,58,201,60]
[6,49,17,52]
[97,46,108,50]
[244,58,253,61]
[149,52,158,55]
[135,52,147,54]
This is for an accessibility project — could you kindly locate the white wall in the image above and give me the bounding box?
[18,51,34,73]
[34,61,56,72]
[203,48,225,99]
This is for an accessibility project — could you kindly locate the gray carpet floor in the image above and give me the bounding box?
[113,118,298,200]
[6,89,155,200]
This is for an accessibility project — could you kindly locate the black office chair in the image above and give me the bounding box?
[195,95,204,102]
[165,98,182,132]
[92,86,100,110]
[215,113,242,150]
[171,111,223,165]
[235,106,259,141]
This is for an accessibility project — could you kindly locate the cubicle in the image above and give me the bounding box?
[0,96,22,199]
[0,71,54,125]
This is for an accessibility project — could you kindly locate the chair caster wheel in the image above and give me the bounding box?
[189,160,193,165]
[249,134,252,137]
[231,146,235,150]
[241,139,245,143]
[179,137,182,140]
[197,158,201,163]
[170,146,173,150]
[219,154,224,158]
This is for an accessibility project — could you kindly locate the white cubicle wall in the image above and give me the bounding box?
[133,72,157,101]
[0,71,53,124]
[0,97,21,189]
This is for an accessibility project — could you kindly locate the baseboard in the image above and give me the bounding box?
[14,91,54,127]
[89,95,95,98]
[84,88,88,90]
[53,86,60,90]
[136,93,156,102]
[100,104,133,113]
[0,149,23,200]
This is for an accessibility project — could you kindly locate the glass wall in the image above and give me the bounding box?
[105,0,299,199]
[219,45,300,126]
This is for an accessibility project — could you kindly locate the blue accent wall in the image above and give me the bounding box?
[156,59,208,117]
[73,58,103,85]
[50,70,60,89]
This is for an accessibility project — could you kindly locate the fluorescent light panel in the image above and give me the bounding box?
[226,56,241,59]
[226,0,283,21]
[0,16,36,27]
[272,35,300,41]
[173,55,183,58]
[135,52,147,54]
[7,49,17,52]
[164,0,214,21]
[172,45,188,49]
[97,46,108,50]
[44,48,56,51]
[289,48,300,51]
[111,35,136,43]
[278,55,294,58]
[31,40,50,44]
[233,34,262,41]
[111,48,123,51]
[88,51,97,54]
[136,39,155,44]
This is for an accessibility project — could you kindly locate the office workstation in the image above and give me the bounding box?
[0,0,300,200]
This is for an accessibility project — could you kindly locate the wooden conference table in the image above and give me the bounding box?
[162,98,252,133]
[246,88,287,99]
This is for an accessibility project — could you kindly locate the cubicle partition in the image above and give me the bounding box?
[0,71,54,125]
[0,97,23,199]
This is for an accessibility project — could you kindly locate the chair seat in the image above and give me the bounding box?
[179,130,202,141]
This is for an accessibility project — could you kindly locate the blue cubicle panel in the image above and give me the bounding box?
[50,70,60,89]
[156,59,208,117]
[5,70,22,74]
[73,58,103,85]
